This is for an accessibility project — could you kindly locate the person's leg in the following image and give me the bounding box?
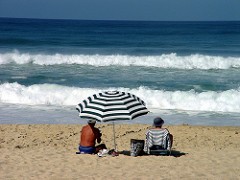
[95,144,107,153]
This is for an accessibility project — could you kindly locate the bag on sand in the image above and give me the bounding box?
[130,139,145,157]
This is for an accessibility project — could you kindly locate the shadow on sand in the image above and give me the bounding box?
[119,150,187,158]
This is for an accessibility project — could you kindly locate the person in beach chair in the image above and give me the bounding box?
[144,117,173,155]
[78,119,106,154]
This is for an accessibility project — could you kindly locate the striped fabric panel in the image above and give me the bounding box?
[94,96,137,105]
[80,113,131,122]
[79,102,147,112]
[77,95,146,111]
[131,108,149,118]
[81,108,148,121]
[89,96,133,106]
[97,92,130,100]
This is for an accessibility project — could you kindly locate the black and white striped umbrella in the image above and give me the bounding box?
[76,91,149,122]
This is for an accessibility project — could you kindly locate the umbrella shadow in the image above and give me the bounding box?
[119,150,187,158]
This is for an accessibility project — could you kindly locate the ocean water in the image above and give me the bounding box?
[0,18,240,126]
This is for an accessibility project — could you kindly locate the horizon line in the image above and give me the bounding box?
[1,16,240,23]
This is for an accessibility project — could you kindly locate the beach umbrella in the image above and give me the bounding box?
[76,91,149,149]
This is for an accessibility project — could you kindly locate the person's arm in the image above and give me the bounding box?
[96,128,102,143]
[163,128,171,150]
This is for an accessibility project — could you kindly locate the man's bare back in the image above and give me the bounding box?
[80,123,101,147]
[78,120,107,154]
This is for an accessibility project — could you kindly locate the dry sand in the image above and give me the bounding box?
[0,124,240,180]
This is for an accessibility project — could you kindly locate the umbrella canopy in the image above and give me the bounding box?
[76,91,149,122]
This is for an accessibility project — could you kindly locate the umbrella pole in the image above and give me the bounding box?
[112,121,117,150]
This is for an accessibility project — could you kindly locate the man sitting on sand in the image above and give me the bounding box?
[144,117,173,154]
[79,119,106,154]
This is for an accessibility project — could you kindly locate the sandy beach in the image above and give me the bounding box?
[0,124,240,180]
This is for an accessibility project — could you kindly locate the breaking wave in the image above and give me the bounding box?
[0,82,240,113]
[1,51,240,69]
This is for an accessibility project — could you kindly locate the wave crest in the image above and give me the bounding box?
[0,83,240,113]
[1,51,240,69]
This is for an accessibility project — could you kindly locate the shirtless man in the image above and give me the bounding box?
[79,119,106,154]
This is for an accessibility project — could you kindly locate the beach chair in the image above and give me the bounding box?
[145,129,172,156]
[149,145,171,156]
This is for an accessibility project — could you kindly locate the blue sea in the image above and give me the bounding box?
[0,18,240,126]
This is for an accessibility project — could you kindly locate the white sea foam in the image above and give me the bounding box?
[1,51,240,69]
[0,82,240,113]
